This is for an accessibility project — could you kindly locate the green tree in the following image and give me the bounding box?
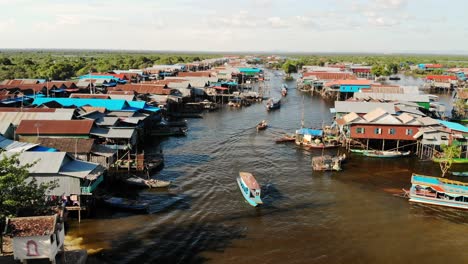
[0,153,57,229]
[438,144,462,177]
[0,153,58,253]
[282,60,297,77]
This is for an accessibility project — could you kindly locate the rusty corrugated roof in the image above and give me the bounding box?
[16,119,94,135]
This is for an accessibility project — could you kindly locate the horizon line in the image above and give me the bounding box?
[1,48,468,56]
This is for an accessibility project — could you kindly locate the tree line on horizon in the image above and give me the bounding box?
[1,51,468,81]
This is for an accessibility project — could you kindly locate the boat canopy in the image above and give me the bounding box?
[296,128,323,137]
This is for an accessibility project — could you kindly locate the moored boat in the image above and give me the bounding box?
[304,141,340,149]
[362,150,411,158]
[265,98,281,111]
[275,135,296,143]
[408,174,468,210]
[102,196,149,213]
[452,171,468,177]
[125,175,171,188]
[237,172,263,207]
[281,87,287,96]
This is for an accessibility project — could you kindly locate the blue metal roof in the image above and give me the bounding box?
[438,120,468,133]
[239,68,261,73]
[79,74,121,81]
[32,98,159,112]
[296,128,323,136]
[33,98,129,111]
[29,145,58,152]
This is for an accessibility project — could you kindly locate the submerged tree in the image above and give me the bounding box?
[438,144,462,177]
[282,60,297,77]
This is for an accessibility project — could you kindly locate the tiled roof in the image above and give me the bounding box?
[7,215,56,237]
[37,138,95,153]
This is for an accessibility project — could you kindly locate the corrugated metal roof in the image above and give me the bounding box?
[354,92,430,102]
[0,121,12,136]
[3,152,68,174]
[343,112,364,123]
[334,101,396,114]
[108,94,135,101]
[61,159,99,178]
[90,127,135,139]
[97,116,119,126]
[0,111,74,126]
[33,98,128,111]
[91,144,117,157]
[417,117,440,126]
[438,120,468,133]
[0,135,38,151]
[396,113,416,124]
[16,120,94,135]
[363,108,389,122]
[396,106,425,116]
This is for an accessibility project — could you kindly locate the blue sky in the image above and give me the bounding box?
[0,0,466,53]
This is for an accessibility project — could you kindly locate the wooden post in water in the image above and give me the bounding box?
[382,139,385,151]
[366,139,369,150]
[397,140,400,150]
[78,196,81,223]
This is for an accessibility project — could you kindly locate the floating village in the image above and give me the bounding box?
[0,55,467,263]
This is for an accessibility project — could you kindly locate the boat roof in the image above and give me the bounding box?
[239,172,260,190]
[412,174,468,195]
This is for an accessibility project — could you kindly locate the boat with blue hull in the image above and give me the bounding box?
[266,98,281,111]
[237,172,263,207]
[408,174,468,210]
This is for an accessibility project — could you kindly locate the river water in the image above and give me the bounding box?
[68,71,468,264]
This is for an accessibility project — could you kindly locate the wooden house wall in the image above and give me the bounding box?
[350,124,420,140]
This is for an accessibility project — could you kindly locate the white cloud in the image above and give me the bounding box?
[375,0,408,9]
[367,16,399,27]
[267,17,290,28]
[0,18,15,32]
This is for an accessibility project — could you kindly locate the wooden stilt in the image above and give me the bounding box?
[366,139,369,150]
[382,139,385,151]
[397,140,400,150]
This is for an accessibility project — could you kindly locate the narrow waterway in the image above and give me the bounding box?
[69,71,468,264]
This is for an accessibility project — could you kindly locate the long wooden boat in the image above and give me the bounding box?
[408,174,468,210]
[349,149,366,154]
[266,98,281,111]
[237,172,263,207]
[125,176,171,188]
[304,142,340,149]
[432,158,468,164]
[103,196,149,213]
[363,150,411,158]
[256,120,268,131]
[281,88,287,97]
[452,171,468,177]
[275,135,296,143]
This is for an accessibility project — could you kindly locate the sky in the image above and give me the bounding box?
[0,0,467,53]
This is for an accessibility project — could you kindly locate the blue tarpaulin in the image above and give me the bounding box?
[296,128,323,136]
